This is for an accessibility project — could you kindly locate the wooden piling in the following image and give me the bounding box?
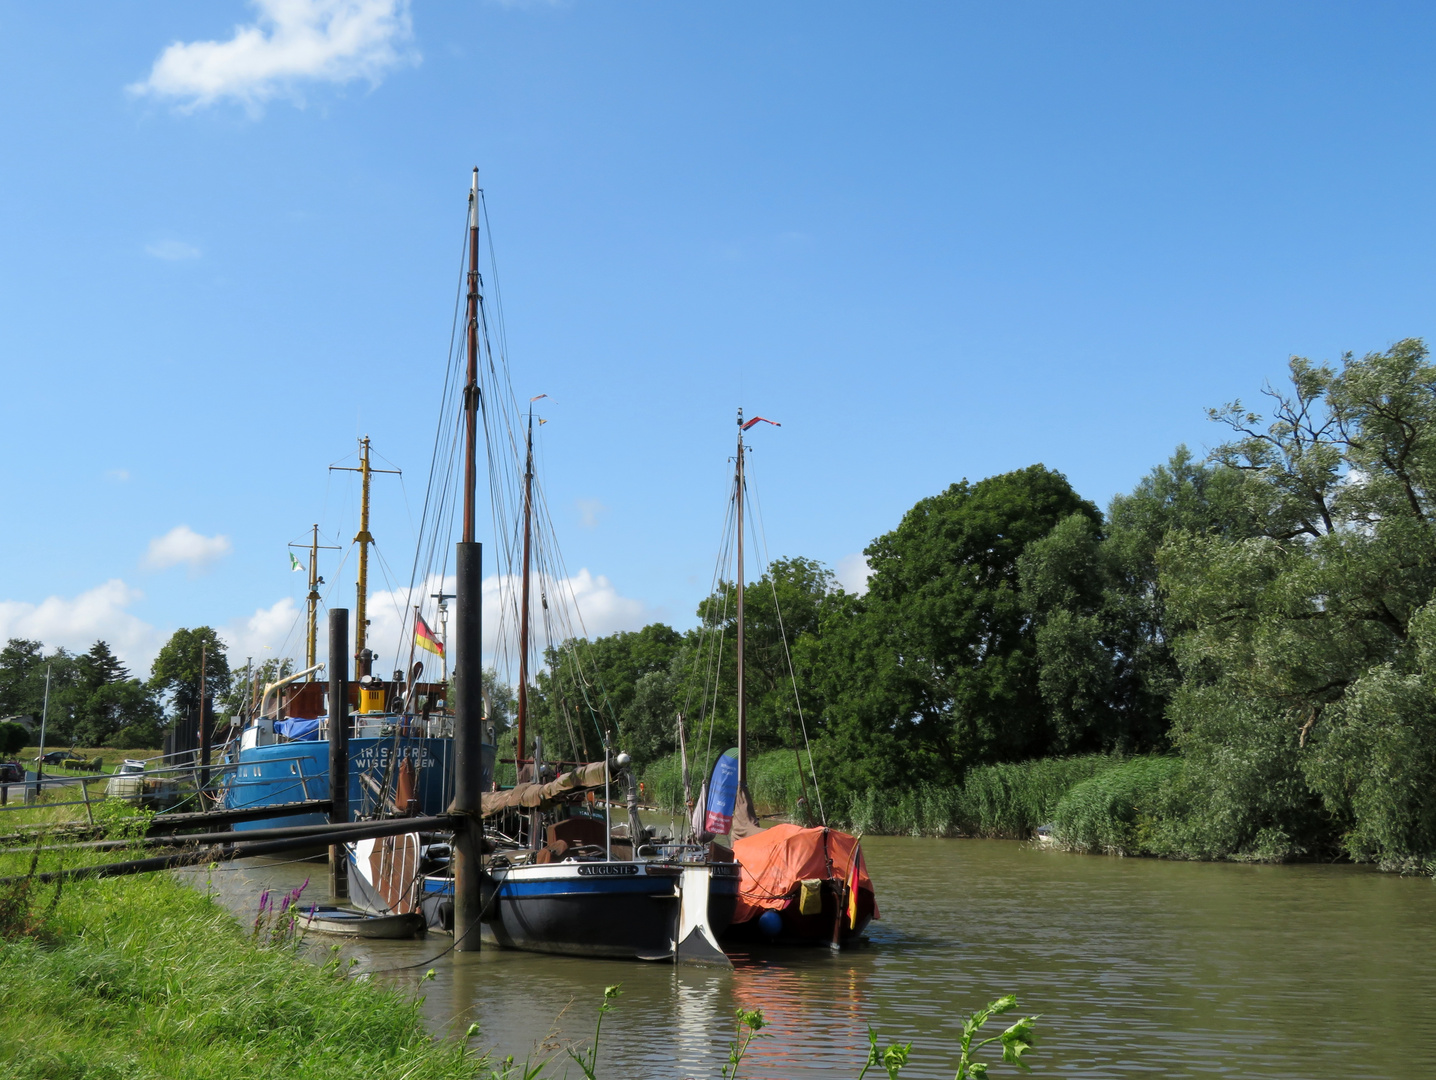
[452,540,483,952]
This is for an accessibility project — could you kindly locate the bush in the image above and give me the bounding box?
[1051,756,1183,854]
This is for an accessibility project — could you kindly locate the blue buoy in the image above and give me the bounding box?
[758,910,783,937]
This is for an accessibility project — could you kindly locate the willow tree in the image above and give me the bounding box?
[1163,339,1436,864]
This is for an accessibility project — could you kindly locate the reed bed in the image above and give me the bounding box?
[644,748,1129,837]
[1049,756,1185,855]
[643,748,819,823]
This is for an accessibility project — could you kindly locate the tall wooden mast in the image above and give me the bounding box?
[735,409,747,788]
[463,171,480,544]
[453,166,486,952]
[516,405,535,765]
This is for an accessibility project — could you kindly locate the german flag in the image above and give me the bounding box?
[415,612,444,658]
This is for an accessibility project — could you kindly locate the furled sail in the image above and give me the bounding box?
[476,760,610,817]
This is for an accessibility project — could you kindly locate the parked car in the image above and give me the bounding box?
[0,762,23,783]
[36,750,71,765]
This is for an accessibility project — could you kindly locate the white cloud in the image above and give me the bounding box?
[145,239,201,260]
[129,0,417,111]
[220,597,305,666]
[836,553,872,595]
[144,525,232,572]
[0,581,166,674]
[357,568,652,683]
[105,468,130,483]
[575,498,607,529]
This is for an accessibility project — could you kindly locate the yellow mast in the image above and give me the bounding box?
[355,437,373,668]
[331,436,399,677]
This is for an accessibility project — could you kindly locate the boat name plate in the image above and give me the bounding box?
[577,864,641,877]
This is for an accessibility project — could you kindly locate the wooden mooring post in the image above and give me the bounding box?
[452,540,483,952]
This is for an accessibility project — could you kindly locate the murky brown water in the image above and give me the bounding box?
[202,837,1436,1078]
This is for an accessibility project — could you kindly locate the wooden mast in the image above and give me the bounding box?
[516,406,535,767]
[293,524,338,678]
[453,166,485,952]
[463,171,480,546]
[736,408,746,788]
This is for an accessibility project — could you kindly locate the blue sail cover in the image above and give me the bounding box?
[704,748,740,835]
[273,717,321,740]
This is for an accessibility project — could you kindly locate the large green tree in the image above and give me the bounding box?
[809,465,1099,791]
[527,622,685,764]
[62,642,162,747]
[688,556,838,758]
[0,639,56,720]
[150,628,232,734]
[1017,447,1258,755]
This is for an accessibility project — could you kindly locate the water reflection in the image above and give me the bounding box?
[198,838,1436,1078]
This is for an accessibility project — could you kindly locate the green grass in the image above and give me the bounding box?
[0,812,494,1079]
[16,746,164,775]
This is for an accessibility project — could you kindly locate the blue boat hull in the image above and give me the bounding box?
[222,737,455,830]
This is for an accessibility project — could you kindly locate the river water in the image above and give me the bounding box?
[204,837,1436,1078]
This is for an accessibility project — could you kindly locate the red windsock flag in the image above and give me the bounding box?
[415,612,444,658]
[742,416,780,431]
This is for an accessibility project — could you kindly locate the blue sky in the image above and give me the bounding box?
[2,1,1435,677]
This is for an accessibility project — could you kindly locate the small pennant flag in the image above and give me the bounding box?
[415,612,444,658]
[742,416,780,431]
[289,552,305,573]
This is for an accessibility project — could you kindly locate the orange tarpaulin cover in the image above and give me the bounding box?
[730,824,877,924]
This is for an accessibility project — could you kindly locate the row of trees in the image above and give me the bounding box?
[0,628,235,750]
[528,339,1436,867]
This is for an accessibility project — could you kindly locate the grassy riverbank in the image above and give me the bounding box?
[0,821,488,1078]
[13,746,163,775]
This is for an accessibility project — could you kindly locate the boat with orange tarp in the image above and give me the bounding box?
[726,822,878,947]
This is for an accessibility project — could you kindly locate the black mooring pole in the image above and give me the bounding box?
[328,608,350,900]
[453,540,483,951]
